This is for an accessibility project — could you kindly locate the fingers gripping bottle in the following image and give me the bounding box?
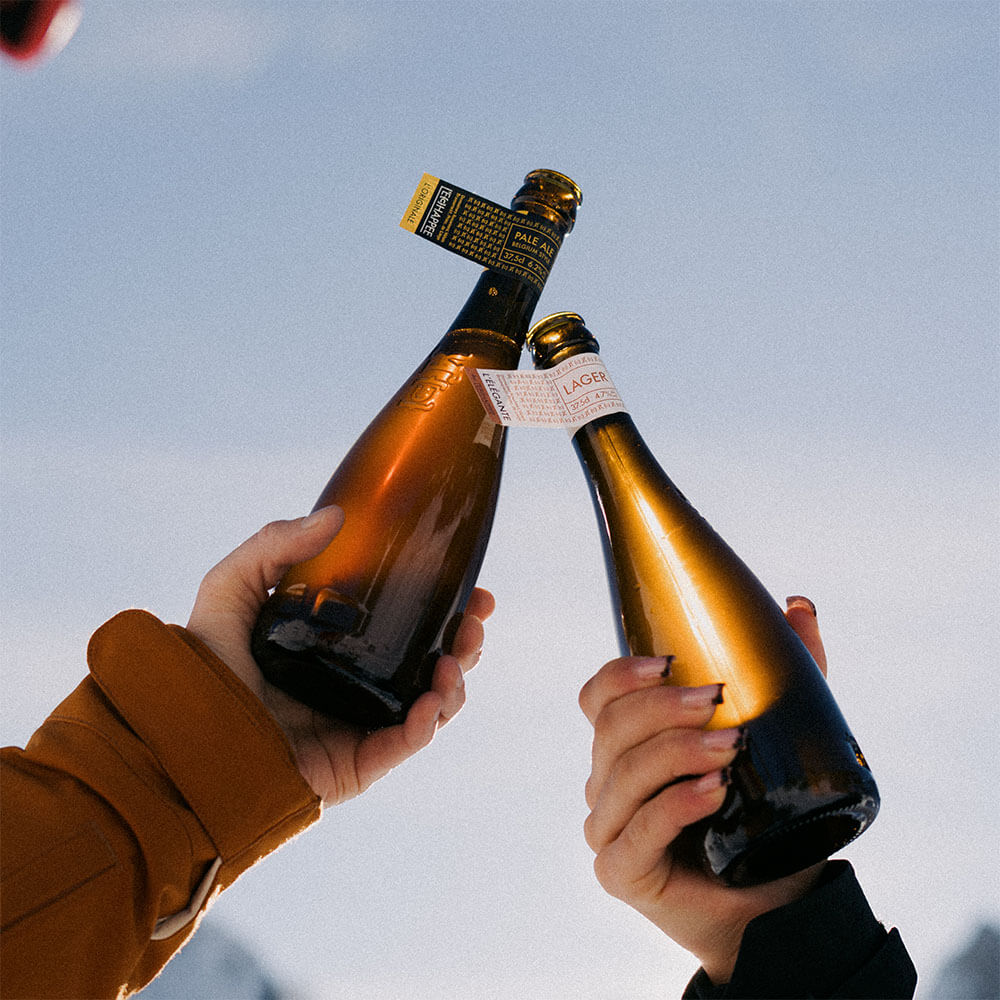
[252,172,582,731]
[526,312,879,887]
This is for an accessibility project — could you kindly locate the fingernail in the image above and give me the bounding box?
[632,656,674,679]
[701,726,746,751]
[786,595,817,619]
[693,768,731,794]
[681,683,725,708]
[302,505,342,529]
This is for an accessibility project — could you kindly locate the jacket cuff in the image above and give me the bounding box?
[88,610,321,867]
[684,861,917,999]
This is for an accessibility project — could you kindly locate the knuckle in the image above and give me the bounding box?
[578,656,632,719]
[591,699,624,748]
[625,799,658,848]
[612,745,645,790]
[255,518,290,547]
[614,813,661,881]
[592,849,627,900]
[196,563,224,594]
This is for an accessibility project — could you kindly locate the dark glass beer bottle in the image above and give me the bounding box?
[527,311,879,887]
[252,171,582,731]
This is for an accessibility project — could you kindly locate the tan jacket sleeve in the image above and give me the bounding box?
[1,610,322,999]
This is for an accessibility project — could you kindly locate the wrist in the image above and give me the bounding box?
[696,862,828,986]
[698,925,747,985]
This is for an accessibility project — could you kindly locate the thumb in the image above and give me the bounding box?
[785,595,827,677]
[248,505,346,594]
[189,506,345,626]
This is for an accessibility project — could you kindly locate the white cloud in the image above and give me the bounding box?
[71,4,283,84]
[67,3,369,87]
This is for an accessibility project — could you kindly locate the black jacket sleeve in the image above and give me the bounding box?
[682,861,917,999]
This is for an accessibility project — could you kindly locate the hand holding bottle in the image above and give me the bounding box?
[578,598,828,986]
[527,313,878,886]
[186,506,495,804]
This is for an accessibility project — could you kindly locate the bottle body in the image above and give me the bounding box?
[528,313,879,887]
[253,318,515,729]
[252,172,582,730]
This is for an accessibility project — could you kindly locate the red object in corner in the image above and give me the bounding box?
[1,0,80,62]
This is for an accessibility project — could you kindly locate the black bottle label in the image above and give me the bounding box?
[400,173,562,293]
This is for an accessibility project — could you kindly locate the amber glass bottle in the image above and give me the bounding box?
[252,172,582,731]
[527,312,879,887]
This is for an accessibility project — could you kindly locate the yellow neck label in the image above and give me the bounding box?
[469,355,627,431]
[400,173,562,294]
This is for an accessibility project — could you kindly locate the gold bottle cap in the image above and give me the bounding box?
[511,170,583,233]
[526,311,600,368]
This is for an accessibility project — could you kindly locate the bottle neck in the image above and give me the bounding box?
[573,404,659,485]
[533,338,641,443]
[545,344,679,495]
[448,270,543,349]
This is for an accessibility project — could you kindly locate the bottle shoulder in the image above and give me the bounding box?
[575,413,657,464]
[574,413,693,510]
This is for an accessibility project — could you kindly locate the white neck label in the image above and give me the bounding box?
[468,354,627,430]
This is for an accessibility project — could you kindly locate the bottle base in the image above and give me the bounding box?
[253,641,410,731]
[697,795,879,888]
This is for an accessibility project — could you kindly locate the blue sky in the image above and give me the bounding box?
[2,3,997,997]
